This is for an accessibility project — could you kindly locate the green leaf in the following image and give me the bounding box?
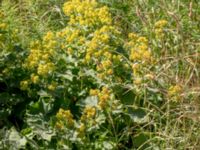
[8,127,27,149]
[76,96,98,107]
[21,128,32,136]
[133,132,150,149]
[113,86,136,105]
[127,106,149,124]
[57,71,73,82]
[37,90,49,97]
[103,141,114,149]
[26,113,55,142]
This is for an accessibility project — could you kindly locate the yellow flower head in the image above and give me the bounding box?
[168,85,182,97]
[31,74,39,84]
[84,106,96,119]
[56,108,74,127]
[0,23,7,30]
[154,20,168,28]
[43,31,54,41]
[90,89,99,96]
[20,80,29,91]
[63,0,111,27]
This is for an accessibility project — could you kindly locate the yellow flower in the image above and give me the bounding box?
[102,86,110,94]
[43,31,54,41]
[97,87,111,109]
[48,84,56,91]
[168,85,182,97]
[103,52,112,59]
[0,23,7,30]
[37,63,54,76]
[63,0,112,27]
[154,20,168,38]
[128,33,138,39]
[67,47,73,55]
[20,80,29,91]
[85,54,91,62]
[55,121,64,130]
[37,64,48,75]
[168,85,183,102]
[94,51,101,57]
[107,69,113,75]
[84,106,96,119]
[137,37,148,44]
[56,109,74,127]
[154,20,168,28]
[142,50,151,61]
[79,123,85,133]
[101,60,112,68]
[130,51,140,61]
[42,53,49,60]
[31,74,39,84]
[97,73,105,79]
[89,89,99,96]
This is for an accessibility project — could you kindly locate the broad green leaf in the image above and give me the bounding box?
[133,132,150,149]
[8,127,27,149]
[76,96,98,107]
[127,106,149,124]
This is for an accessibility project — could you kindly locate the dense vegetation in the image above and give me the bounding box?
[0,0,200,149]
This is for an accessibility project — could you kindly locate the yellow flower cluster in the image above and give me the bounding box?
[62,0,120,64]
[154,20,168,38]
[43,31,54,41]
[81,106,96,121]
[127,34,152,63]
[37,63,54,76]
[89,89,99,96]
[168,85,182,101]
[24,37,55,73]
[30,74,39,84]
[23,32,57,90]
[85,27,119,63]
[95,52,122,80]
[56,108,74,128]
[154,20,168,28]
[64,28,81,44]
[63,0,112,27]
[55,106,96,137]
[0,23,7,30]
[20,80,29,91]
[43,31,57,51]
[90,86,112,109]
[125,33,154,86]
[21,0,120,94]
[98,86,112,109]
[56,27,83,43]
[47,82,57,91]
[56,27,85,57]
[77,106,96,137]
[96,58,114,78]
